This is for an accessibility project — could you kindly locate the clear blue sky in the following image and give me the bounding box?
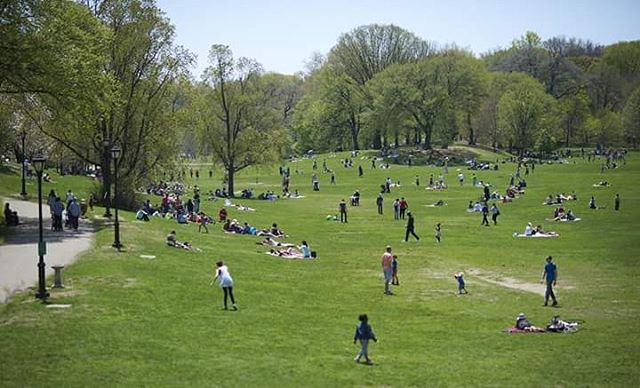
[157,0,640,77]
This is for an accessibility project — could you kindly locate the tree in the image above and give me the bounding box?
[622,86,640,148]
[369,53,487,149]
[198,45,285,197]
[328,24,434,148]
[497,76,558,155]
[586,111,623,148]
[559,91,590,146]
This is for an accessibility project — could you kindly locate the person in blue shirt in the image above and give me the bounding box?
[391,255,399,285]
[353,314,377,365]
[542,256,558,306]
[300,241,311,259]
[454,272,467,294]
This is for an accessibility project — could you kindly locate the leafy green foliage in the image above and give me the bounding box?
[1,150,639,386]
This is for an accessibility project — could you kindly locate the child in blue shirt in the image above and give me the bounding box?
[353,314,377,364]
[454,272,467,294]
[391,255,399,285]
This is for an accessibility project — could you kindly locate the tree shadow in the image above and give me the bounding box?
[4,215,109,246]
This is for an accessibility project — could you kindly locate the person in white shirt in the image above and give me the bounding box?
[214,261,237,310]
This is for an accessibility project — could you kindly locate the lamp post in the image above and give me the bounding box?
[32,153,49,301]
[20,130,27,197]
[102,138,112,218]
[111,144,122,250]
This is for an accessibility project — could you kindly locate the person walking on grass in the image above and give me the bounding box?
[454,272,467,294]
[404,211,420,242]
[435,223,441,243]
[214,260,237,310]
[353,314,377,365]
[339,199,348,223]
[490,203,500,225]
[392,198,400,220]
[614,193,620,211]
[391,255,399,285]
[382,245,393,295]
[542,256,558,307]
[481,202,490,226]
[376,193,383,215]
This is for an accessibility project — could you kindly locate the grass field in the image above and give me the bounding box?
[1,148,639,387]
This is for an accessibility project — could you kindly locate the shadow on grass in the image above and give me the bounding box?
[4,215,110,246]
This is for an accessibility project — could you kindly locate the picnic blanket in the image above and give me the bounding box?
[502,327,545,334]
[515,233,559,238]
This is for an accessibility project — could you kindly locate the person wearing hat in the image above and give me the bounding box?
[404,211,420,242]
[515,313,545,332]
[542,256,558,306]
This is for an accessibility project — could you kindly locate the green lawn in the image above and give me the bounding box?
[0,149,638,387]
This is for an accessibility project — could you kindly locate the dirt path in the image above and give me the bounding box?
[0,197,95,303]
[467,268,573,296]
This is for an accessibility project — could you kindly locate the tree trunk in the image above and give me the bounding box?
[372,129,382,149]
[227,164,235,198]
[394,130,399,148]
[422,126,432,149]
[467,112,476,145]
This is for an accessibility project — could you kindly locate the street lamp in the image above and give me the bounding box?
[111,144,122,250]
[32,153,49,301]
[102,137,112,218]
[20,130,27,197]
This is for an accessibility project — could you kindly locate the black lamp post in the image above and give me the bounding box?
[33,153,49,301]
[102,138,112,218]
[20,130,27,197]
[111,144,122,250]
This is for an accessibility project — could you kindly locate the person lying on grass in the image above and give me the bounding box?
[268,247,305,258]
[524,223,558,237]
[256,237,295,247]
[515,313,545,332]
[166,230,199,251]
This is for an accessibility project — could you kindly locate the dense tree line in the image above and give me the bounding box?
[2,2,639,198]
[295,27,640,155]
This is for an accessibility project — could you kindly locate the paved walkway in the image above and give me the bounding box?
[0,197,95,303]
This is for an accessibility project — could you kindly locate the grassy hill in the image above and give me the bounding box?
[1,149,638,386]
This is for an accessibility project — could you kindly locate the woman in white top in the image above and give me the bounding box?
[215,261,237,310]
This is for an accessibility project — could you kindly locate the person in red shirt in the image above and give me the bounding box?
[399,198,408,219]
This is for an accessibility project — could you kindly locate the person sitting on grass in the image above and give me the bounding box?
[4,203,19,226]
[218,207,228,222]
[515,313,545,332]
[136,208,150,221]
[299,240,311,259]
[257,223,286,238]
[166,230,196,250]
[524,222,535,236]
[535,225,559,237]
